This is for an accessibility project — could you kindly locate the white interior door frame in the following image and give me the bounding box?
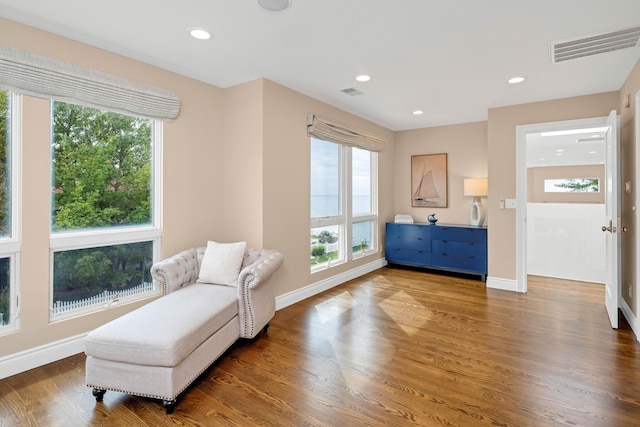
[635,89,640,339]
[516,116,611,294]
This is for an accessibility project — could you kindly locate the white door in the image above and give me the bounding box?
[604,110,620,329]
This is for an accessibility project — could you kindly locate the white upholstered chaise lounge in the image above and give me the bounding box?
[84,243,284,413]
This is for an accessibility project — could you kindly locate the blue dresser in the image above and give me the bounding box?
[385,222,487,281]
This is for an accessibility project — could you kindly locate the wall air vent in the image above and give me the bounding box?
[341,87,363,96]
[551,25,640,63]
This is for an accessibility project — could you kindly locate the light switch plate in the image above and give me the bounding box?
[505,198,517,209]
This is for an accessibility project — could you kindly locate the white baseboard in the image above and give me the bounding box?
[619,298,639,342]
[276,258,387,310]
[0,259,387,380]
[486,277,521,292]
[2,262,632,379]
[0,332,88,380]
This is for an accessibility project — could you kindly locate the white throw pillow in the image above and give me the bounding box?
[198,241,247,286]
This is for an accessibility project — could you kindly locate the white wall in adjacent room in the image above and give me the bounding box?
[527,203,605,283]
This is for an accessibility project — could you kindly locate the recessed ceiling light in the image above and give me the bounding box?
[356,74,371,82]
[257,0,291,11]
[189,28,212,40]
[413,110,424,115]
[589,151,597,154]
[555,149,565,152]
[508,76,525,84]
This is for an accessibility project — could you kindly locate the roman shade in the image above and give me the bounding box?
[307,114,387,152]
[0,45,180,121]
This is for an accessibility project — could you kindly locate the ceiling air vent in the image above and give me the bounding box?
[551,25,640,63]
[341,87,363,96]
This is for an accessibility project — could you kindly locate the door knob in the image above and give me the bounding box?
[622,226,629,232]
[601,226,612,232]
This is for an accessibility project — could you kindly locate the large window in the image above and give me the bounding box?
[0,90,18,334]
[310,137,377,270]
[50,102,160,320]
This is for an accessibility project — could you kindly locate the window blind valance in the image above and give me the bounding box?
[307,114,387,152]
[0,45,181,121]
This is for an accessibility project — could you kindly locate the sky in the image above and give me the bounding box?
[311,137,371,197]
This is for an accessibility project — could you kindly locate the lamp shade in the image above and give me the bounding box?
[463,178,488,197]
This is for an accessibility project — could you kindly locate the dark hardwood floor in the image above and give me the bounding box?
[1,268,639,426]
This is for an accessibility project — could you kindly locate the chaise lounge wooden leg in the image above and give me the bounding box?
[162,399,177,414]
[92,388,106,402]
[262,322,270,335]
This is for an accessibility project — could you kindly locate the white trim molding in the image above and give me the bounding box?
[276,258,387,310]
[620,297,639,342]
[516,116,610,293]
[0,332,87,380]
[1,258,388,380]
[486,277,520,292]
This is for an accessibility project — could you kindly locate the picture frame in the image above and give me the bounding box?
[411,153,448,208]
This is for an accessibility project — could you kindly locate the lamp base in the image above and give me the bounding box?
[470,196,485,227]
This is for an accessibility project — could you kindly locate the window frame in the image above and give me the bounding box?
[0,92,21,335]
[48,110,162,321]
[350,146,378,258]
[310,137,378,272]
[543,177,601,193]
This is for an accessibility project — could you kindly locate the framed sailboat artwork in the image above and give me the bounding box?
[411,153,448,208]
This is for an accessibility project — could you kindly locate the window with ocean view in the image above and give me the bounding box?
[310,137,377,270]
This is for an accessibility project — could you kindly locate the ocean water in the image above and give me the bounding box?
[311,195,371,217]
[311,195,373,246]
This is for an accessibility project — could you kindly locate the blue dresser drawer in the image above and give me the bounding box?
[432,240,486,259]
[386,223,431,252]
[431,253,486,273]
[386,248,432,266]
[431,226,486,243]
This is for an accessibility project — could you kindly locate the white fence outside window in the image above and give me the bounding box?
[51,281,154,316]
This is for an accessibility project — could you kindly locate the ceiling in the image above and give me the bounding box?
[1,0,640,131]
[526,129,605,168]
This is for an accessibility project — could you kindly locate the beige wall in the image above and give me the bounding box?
[221,79,265,247]
[213,77,395,298]
[619,58,640,315]
[487,92,619,280]
[527,165,605,204]
[394,122,488,225]
[3,16,640,367]
[1,19,397,362]
[1,18,224,357]
[259,79,395,296]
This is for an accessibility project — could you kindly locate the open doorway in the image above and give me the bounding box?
[525,128,606,283]
[515,115,616,294]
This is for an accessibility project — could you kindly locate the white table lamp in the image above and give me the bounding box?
[464,178,488,226]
